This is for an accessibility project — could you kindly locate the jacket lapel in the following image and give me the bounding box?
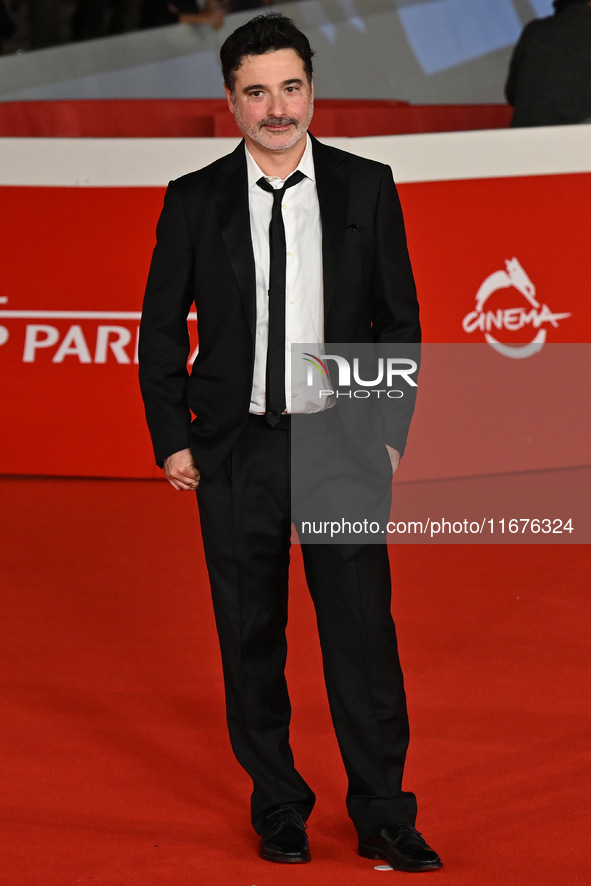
[212,135,349,342]
[213,141,257,344]
[310,134,350,319]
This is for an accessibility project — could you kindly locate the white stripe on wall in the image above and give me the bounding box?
[1,127,591,188]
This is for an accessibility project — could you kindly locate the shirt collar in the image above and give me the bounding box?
[246,133,315,190]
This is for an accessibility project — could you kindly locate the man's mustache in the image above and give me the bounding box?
[259,117,297,128]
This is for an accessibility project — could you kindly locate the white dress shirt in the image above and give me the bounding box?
[246,134,326,414]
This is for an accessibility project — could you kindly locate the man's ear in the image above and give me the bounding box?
[224,85,235,115]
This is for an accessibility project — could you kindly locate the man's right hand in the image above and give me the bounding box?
[163,448,201,491]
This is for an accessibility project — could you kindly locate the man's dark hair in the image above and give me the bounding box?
[220,13,314,92]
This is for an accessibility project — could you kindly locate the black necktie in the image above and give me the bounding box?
[257,170,305,426]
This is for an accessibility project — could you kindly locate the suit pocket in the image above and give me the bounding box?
[342,226,367,248]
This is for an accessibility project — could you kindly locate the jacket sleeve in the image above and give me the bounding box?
[138,180,195,467]
[371,164,421,456]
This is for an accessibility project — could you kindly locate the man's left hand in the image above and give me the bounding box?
[386,445,401,475]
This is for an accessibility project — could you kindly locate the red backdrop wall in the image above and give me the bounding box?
[0,118,589,480]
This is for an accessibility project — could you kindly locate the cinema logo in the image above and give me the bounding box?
[302,351,417,399]
[462,258,571,358]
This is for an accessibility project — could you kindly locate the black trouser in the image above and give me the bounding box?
[196,415,417,836]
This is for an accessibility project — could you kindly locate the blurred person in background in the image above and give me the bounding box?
[227,0,275,11]
[71,0,142,40]
[506,0,591,126]
[0,0,16,50]
[140,0,226,29]
[27,0,61,48]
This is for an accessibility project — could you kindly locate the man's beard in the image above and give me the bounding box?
[234,100,314,152]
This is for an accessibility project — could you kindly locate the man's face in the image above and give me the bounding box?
[225,48,314,156]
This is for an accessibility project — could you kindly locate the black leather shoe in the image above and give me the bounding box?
[259,806,311,863]
[358,822,442,872]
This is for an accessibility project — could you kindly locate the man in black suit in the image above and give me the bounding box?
[139,12,441,872]
[506,0,591,127]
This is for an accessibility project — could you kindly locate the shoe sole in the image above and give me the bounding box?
[259,849,311,864]
[359,844,443,873]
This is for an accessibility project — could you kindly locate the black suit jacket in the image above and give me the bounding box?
[139,134,420,477]
[505,4,591,127]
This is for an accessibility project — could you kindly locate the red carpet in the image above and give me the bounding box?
[0,476,588,885]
